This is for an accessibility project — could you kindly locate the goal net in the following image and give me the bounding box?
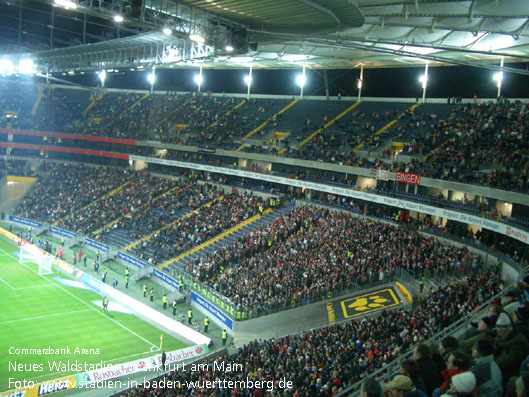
[19,243,54,276]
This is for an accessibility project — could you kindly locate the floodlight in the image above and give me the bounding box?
[54,0,77,9]
[225,45,234,52]
[0,60,14,75]
[97,70,106,84]
[493,72,503,82]
[189,34,205,43]
[113,15,124,23]
[296,74,306,88]
[419,74,427,83]
[194,74,203,86]
[147,73,155,84]
[163,28,172,36]
[18,59,35,74]
[244,75,252,87]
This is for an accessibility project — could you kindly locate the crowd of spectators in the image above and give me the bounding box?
[109,182,220,247]
[56,172,180,234]
[185,205,471,315]
[132,190,266,265]
[2,82,529,194]
[15,164,131,223]
[124,269,513,397]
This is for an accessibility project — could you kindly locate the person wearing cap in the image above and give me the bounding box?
[461,304,502,340]
[470,339,503,397]
[440,372,476,397]
[361,377,382,397]
[383,375,427,397]
[492,311,529,381]
[458,315,497,356]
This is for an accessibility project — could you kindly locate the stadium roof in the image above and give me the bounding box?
[2,0,529,73]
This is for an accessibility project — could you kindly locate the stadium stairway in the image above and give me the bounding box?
[104,92,150,129]
[207,98,247,130]
[82,90,105,116]
[51,180,133,227]
[235,99,299,151]
[158,96,193,128]
[353,102,421,153]
[122,196,224,253]
[161,205,291,273]
[30,86,43,116]
[89,184,185,239]
[298,101,361,148]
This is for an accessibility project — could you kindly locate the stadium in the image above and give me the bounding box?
[1,0,529,396]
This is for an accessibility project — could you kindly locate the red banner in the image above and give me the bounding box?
[396,172,421,185]
[0,128,136,145]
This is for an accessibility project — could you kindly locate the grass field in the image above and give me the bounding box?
[0,237,188,392]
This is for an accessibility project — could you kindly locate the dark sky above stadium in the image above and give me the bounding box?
[60,63,529,99]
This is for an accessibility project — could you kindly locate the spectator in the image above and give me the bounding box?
[434,352,470,397]
[442,371,476,397]
[470,339,503,397]
[412,344,442,396]
[384,375,427,397]
[361,378,382,397]
[399,359,426,394]
[492,312,529,381]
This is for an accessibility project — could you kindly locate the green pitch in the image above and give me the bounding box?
[0,237,188,392]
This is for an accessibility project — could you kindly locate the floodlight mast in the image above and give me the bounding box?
[421,62,429,103]
[245,67,253,99]
[194,66,203,93]
[148,67,156,93]
[297,65,306,99]
[357,64,364,102]
[496,57,504,98]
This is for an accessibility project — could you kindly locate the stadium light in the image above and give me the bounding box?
[113,15,124,23]
[163,28,172,36]
[194,67,203,92]
[296,73,306,88]
[17,59,35,74]
[245,67,253,99]
[54,0,77,9]
[419,62,429,103]
[0,59,15,76]
[296,65,306,99]
[494,57,505,98]
[97,70,106,86]
[189,34,205,44]
[148,67,155,93]
[244,75,252,87]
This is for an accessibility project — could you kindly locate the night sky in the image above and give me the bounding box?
[57,63,529,99]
